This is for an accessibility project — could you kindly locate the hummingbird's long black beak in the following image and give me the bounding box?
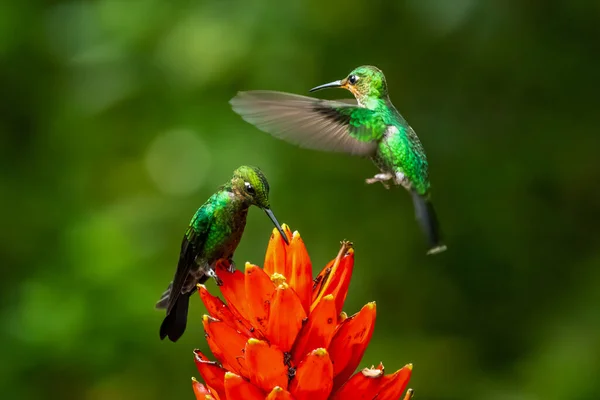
[309,79,343,92]
[264,208,289,244]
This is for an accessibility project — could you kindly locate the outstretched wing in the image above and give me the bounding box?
[165,205,213,314]
[230,91,387,156]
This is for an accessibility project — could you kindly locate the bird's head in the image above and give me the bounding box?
[231,165,289,244]
[310,65,388,106]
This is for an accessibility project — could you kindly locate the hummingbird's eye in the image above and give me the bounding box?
[244,182,256,195]
[348,75,358,85]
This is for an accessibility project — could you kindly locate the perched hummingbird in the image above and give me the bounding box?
[230,65,447,254]
[156,165,289,342]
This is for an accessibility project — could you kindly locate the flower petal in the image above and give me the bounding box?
[311,259,334,303]
[202,315,249,377]
[215,262,252,325]
[193,350,226,400]
[311,243,354,314]
[267,282,307,352]
[330,363,412,400]
[245,263,276,334]
[198,285,254,337]
[224,372,264,400]
[292,294,337,364]
[266,386,294,400]
[328,302,376,391]
[289,348,333,400]
[372,364,413,400]
[282,224,293,244]
[192,378,216,400]
[287,231,313,314]
[264,227,288,276]
[245,338,289,392]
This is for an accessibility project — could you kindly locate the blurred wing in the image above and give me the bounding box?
[230,91,386,156]
[166,207,212,313]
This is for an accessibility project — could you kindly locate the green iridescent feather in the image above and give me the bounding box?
[230,65,446,254]
[156,166,288,342]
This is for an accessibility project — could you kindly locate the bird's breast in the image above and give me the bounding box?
[208,207,249,261]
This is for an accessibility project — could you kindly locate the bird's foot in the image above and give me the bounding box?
[206,268,224,286]
[366,173,394,189]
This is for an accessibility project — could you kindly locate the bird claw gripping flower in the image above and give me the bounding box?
[191,225,414,400]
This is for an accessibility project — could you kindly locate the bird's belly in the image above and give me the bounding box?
[375,135,406,175]
[376,131,429,194]
[204,210,249,262]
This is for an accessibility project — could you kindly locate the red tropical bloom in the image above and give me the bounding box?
[192,225,414,400]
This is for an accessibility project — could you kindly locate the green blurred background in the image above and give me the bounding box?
[2,1,600,399]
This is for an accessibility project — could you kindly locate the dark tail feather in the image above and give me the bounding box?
[411,191,447,255]
[159,293,190,342]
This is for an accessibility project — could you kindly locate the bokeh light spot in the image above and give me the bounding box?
[145,129,211,196]
[407,0,476,35]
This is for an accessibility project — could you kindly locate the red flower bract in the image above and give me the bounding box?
[192,225,414,400]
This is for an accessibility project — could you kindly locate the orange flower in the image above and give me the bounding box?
[192,225,414,400]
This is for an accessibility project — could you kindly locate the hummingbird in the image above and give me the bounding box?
[156,165,289,342]
[230,65,446,254]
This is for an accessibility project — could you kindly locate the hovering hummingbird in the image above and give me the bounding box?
[230,65,446,254]
[156,165,289,342]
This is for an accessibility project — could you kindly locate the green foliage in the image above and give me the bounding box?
[2,1,600,399]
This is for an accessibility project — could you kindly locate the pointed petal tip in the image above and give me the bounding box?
[265,227,288,275]
[291,293,337,364]
[311,242,355,313]
[282,224,292,245]
[290,347,334,399]
[329,302,378,390]
[224,371,265,399]
[203,317,250,377]
[267,281,307,351]
[406,363,413,371]
[192,378,213,399]
[311,347,328,357]
[202,314,218,324]
[245,338,288,392]
[266,386,294,400]
[287,229,312,312]
[224,371,237,380]
[193,349,207,361]
[281,223,291,233]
